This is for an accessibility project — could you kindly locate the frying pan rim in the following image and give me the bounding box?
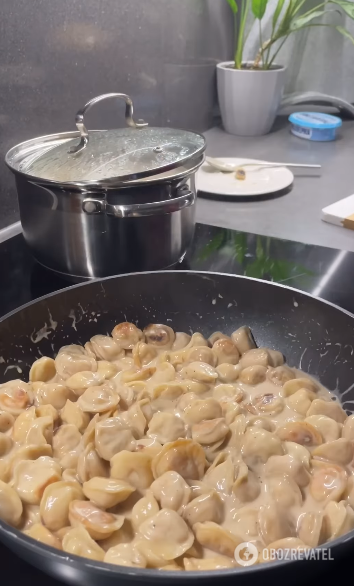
[1,269,354,326]
[0,269,353,578]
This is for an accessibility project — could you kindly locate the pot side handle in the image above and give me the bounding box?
[69,93,148,155]
[82,188,195,218]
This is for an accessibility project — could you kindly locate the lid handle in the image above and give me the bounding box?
[69,93,148,155]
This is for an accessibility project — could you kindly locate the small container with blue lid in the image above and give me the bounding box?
[288,112,342,141]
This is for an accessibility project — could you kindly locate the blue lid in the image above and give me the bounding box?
[288,112,342,129]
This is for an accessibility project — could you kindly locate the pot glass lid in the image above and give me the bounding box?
[20,93,206,184]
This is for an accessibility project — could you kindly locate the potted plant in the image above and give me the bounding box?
[218,0,354,136]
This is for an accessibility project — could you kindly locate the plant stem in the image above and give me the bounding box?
[233,11,238,67]
[258,19,264,68]
[254,39,272,68]
[235,0,245,68]
[237,0,245,67]
[268,35,288,68]
[235,0,251,68]
[273,0,294,43]
[266,236,271,256]
[265,35,272,66]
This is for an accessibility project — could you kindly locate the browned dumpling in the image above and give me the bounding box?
[0,380,33,415]
[83,477,135,509]
[309,462,347,502]
[152,440,206,481]
[112,322,143,349]
[69,500,124,540]
[143,324,175,349]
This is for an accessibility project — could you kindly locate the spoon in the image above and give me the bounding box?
[205,156,321,172]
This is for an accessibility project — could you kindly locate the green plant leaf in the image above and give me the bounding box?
[274,0,297,38]
[198,230,227,261]
[330,0,354,18]
[335,24,354,42]
[256,236,265,260]
[226,0,238,14]
[252,0,269,19]
[268,260,292,281]
[290,9,330,30]
[232,233,248,264]
[291,0,313,16]
[244,259,265,278]
[272,0,287,28]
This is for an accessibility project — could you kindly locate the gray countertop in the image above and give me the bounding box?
[196,120,354,252]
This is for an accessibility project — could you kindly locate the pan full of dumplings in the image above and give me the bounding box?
[1,321,354,574]
[0,271,354,585]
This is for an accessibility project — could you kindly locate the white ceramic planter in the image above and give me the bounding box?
[217,61,286,136]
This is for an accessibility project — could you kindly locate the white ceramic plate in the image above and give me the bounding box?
[196,157,294,198]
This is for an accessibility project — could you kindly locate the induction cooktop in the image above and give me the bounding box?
[1,223,354,318]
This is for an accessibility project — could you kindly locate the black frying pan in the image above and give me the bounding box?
[0,271,354,586]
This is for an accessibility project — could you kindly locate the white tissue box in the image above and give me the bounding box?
[322,194,354,231]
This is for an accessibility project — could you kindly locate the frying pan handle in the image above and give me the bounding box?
[69,93,148,155]
[82,188,195,218]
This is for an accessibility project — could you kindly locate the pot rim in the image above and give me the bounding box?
[217,60,286,72]
[5,130,206,190]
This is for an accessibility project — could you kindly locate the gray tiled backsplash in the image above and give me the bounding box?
[0,0,233,229]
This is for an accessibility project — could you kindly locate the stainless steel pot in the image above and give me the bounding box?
[5,93,206,280]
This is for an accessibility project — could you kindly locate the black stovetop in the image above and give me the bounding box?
[1,223,354,319]
[1,223,354,584]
